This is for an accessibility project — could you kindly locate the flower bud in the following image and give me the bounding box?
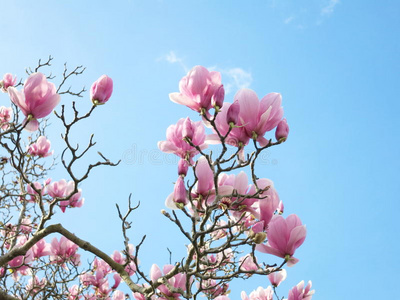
[182,117,194,140]
[178,159,189,176]
[1,73,17,93]
[226,100,240,126]
[277,200,284,215]
[211,85,225,109]
[275,118,289,142]
[173,177,187,205]
[90,75,113,105]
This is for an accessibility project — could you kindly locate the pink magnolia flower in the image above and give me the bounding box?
[158,118,207,163]
[90,75,113,105]
[173,176,187,206]
[26,180,49,202]
[275,118,289,142]
[31,239,51,259]
[150,264,189,299]
[112,290,125,300]
[178,159,188,176]
[47,179,84,212]
[206,101,250,149]
[110,244,137,276]
[50,236,81,266]
[0,106,12,130]
[66,285,82,300]
[268,269,287,287]
[288,280,315,300]
[1,73,17,92]
[198,279,229,298]
[239,254,259,273]
[28,136,53,157]
[252,178,280,231]
[215,297,231,300]
[256,214,306,267]
[169,65,223,113]
[241,286,274,300]
[8,73,60,131]
[26,276,47,295]
[236,88,284,146]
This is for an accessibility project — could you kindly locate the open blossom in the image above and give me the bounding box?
[50,236,81,266]
[111,244,137,276]
[268,269,287,287]
[208,89,284,148]
[8,72,60,131]
[150,264,189,299]
[207,101,250,149]
[26,180,50,202]
[241,286,274,300]
[1,73,17,92]
[28,136,53,157]
[47,179,84,212]
[158,118,207,162]
[0,106,12,130]
[66,285,82,300]
[288,281,315,300]
[239,254,259,273]
[198,279,229,298]
[31,239,51,259]
[26,276,47,295]
[169,65,223,113]
[90,75,113,105]
[256,214,306,267]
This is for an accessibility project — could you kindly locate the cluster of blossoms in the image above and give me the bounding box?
[0,63,313,300]
[157,65,313,299]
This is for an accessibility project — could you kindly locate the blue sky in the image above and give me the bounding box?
[1,1,399,299]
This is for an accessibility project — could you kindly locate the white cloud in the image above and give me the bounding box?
[158,51,188,72]
[321,0,340,16]
[213,67,253,94]
[284,16,295,24]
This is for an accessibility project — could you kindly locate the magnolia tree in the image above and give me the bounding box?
[0,57,314,300]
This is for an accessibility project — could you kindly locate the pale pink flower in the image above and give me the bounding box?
[206,101,250,149]
[67,285,82,300]
[50,236,80,266]
[253,178,280,230]
[150,264,189,299]
[25,276,47,295]
[173,176,187,206]
[215,297,231,300]
[8,73,60,131]
[26,180,48,202]
[47,180,84,212]
[112,290,125,300]
[288,280,315,300]
[158,118,207,163]
[28,136,53,157]
[0,106,12,130]
[226,100,240,125]
[256,214,306,267]
[198,279,229,298]
[178,159,188,176]
[110,244,137,276]
[90,75,113,105]
[241,286,274,300]
[268,269,287,287]
[236,88,284,146]
[239,254,259,273]
[275,118,289,142]
[31,239,51,259]
[1,73,17,92]
[169,65,223,113]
